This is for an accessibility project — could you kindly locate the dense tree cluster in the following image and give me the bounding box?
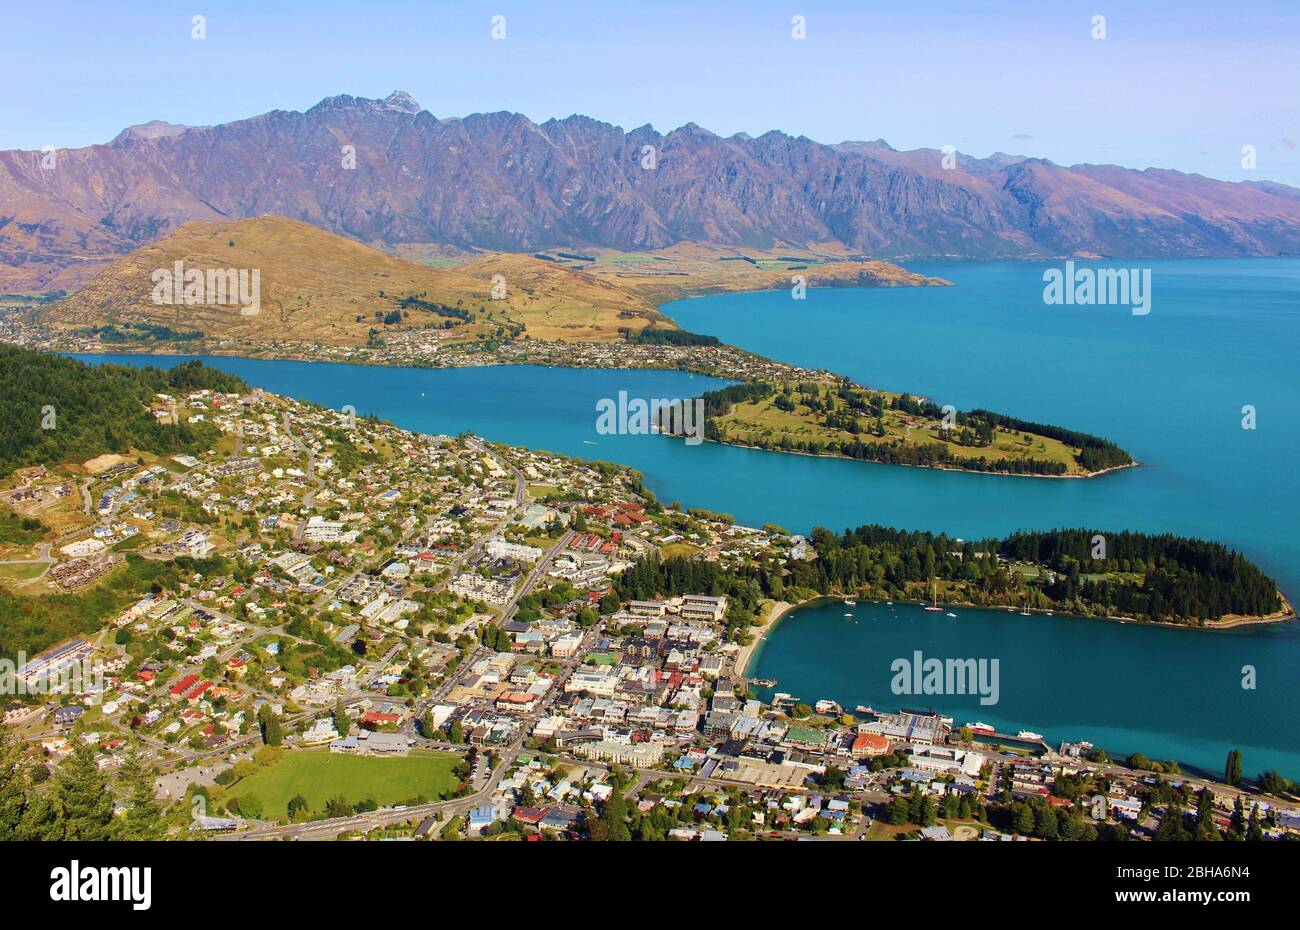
[624,327,721,347]
[616,524,1280,626]
[999,529,1281,621]
[397,295,471,321]
[1,728,161,841]
[79,322,204,343]
[0,346,246,475]
[699,382,776,420]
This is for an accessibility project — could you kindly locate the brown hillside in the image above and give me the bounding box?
[41,217,667,345]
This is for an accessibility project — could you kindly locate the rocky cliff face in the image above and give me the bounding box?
[5,91,1299,291]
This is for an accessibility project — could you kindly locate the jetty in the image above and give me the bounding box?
[969,730,1051,755]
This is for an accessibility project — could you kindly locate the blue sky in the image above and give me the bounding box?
[5,0,1298,184]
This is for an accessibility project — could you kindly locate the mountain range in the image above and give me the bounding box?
[4,90,1300,292]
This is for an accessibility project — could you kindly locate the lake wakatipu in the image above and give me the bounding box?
[73,257,1300,777]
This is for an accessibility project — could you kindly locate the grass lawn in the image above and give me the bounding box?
[716,382,1084,473]
[228,749,462,819]
[0,562,48,582]
[659,542,702,560]
[1081,571,1145,584]
[526,484,558,499]
[942,820,985,841]
[865,820,917,841]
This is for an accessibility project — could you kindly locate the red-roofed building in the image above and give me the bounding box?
[495,691,541,712]
[851,732,891,757]
[512,806,548,826]
[169,673,199,699]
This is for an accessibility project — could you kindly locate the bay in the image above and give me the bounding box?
[746,599,1300,780]
[71,257,1300,776]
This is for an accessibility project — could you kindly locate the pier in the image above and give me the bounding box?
[969,730,1051,755]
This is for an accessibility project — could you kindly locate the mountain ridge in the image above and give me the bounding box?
[4,90,1299,292]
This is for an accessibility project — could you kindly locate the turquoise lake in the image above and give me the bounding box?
[745,599,1298,780]
[73,257,1300,778]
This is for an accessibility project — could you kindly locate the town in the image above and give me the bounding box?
[0,307,835,385]
[2,379,1296,843]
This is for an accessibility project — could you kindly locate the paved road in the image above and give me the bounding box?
[281,411,326,523]
[0,542,55,578]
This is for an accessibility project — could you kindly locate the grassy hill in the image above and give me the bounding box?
[700,381,1133,477]
[0,344,244,475]
[574,241,951,304]
[36,217,945,351]
[39,216,671,346]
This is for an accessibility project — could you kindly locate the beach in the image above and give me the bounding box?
[733,599,797,677]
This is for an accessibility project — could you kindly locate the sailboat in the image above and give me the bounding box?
[924,580,943,611]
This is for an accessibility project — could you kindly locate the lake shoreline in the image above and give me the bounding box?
[695,434,1139,480]
[735,598,803,678]
[65,343,1136,481]
[741,592,1296,679]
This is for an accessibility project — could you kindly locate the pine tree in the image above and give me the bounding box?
[1230,795,1245,836]
[54,743,115,841]
[1225,749,1243,787]
[287,794,308,821]
[0,724,35,840]
[1155,801,1190,842]
[886,795,910,825]
[1195,788,1220,841]
[1034,806,1059,840]
[1246,804,1264,841]
[258,705,283,747]
[116,746,164,840]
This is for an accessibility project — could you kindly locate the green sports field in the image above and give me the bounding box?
[228,750,462,819]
